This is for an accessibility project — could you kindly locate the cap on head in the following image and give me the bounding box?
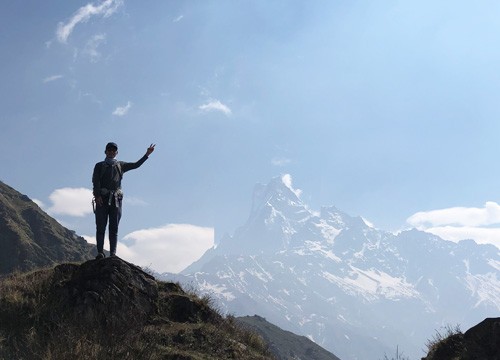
[105,142,118,151]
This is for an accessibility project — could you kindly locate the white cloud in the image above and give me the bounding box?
[121,224,214,273]
[112,101,132,116]
[82,234,96,245]
[47,187,93,217]
[407,201,500,228]
[407,202,500,249]
[43,74,63,83]
[199,99,232,116]
[32,198,45,209]
[422,226,500,247]
[56,0,123,43]
[84,33,106,62]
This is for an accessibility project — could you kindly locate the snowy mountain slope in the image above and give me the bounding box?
[166,175,500,360]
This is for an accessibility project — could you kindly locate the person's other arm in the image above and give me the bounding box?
[121,144,156,172]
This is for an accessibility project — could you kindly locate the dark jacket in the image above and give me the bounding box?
[92,155,148,197]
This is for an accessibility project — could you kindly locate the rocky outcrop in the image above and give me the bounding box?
[462,318,500,359]
[0,257,274,359]
[49,258,159,327]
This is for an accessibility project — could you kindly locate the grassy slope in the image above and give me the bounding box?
[0,181,94,275]
[0,258,275,360]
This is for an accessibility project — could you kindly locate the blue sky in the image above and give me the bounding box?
[1,0,500,272]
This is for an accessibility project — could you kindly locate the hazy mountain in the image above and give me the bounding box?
[0,181,94,275]
[165,175,500,360]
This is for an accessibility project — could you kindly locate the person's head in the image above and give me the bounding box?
[105,142,118,158]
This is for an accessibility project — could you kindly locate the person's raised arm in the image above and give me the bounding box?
[121,143,156,173]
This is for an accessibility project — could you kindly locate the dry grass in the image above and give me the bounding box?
[380,346,410,360]
[423,324,464,360]
[0,265,274,360]
[425,324,462,353]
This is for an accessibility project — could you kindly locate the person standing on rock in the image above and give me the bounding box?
[92,142,155,259]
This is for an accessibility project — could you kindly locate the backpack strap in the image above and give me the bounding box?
[115,162,123,180]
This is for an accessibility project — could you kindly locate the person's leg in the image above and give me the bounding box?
[95,204,109,256]
[108,199,122,256]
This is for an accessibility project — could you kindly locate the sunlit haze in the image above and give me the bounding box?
[2,1,500,272]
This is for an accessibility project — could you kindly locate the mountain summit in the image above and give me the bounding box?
[0,181,94,275]
[170,175,500,360]
[218,175,364,256]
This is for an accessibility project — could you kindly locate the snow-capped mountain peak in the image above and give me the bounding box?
[249,174,309,221]
[169,175,500,360]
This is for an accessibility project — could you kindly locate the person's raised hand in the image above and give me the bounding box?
[146,143,156,156]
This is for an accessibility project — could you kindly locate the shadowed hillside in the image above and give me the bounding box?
[0,257,274,359]
[0,181,94,275]
[237,315,341,360]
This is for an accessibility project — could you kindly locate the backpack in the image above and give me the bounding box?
[99,161,123,181]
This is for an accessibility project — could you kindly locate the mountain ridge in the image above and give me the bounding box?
[167,175,500,360]
[0,181,94,275]
[0,179,343,360]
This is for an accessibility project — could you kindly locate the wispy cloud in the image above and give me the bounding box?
[407,202,500,248]
[43,74,63,83]
[113,101,132,116]
[121,224,214,273]
[124,196,148,206]
[46,187,93,217]
[173,15,184,23]
[56,0,123,43]
[199,99,232,116]
[83,33,106,62]
[271,157,292,167]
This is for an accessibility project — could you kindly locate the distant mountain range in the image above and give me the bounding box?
[0,180,342,359]
[0,181,94,275]
[165,175,500,360]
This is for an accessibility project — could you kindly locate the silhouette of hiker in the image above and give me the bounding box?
[92,142,155,259]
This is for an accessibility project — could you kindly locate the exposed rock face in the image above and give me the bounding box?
[0,257,275,359]
[422,318,500,360]
[49,257,221,326]
[463,318,500,359]
[50,258,159,327]
[0,181,94,275]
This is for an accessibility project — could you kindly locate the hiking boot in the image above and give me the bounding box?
[95,252,106,259]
